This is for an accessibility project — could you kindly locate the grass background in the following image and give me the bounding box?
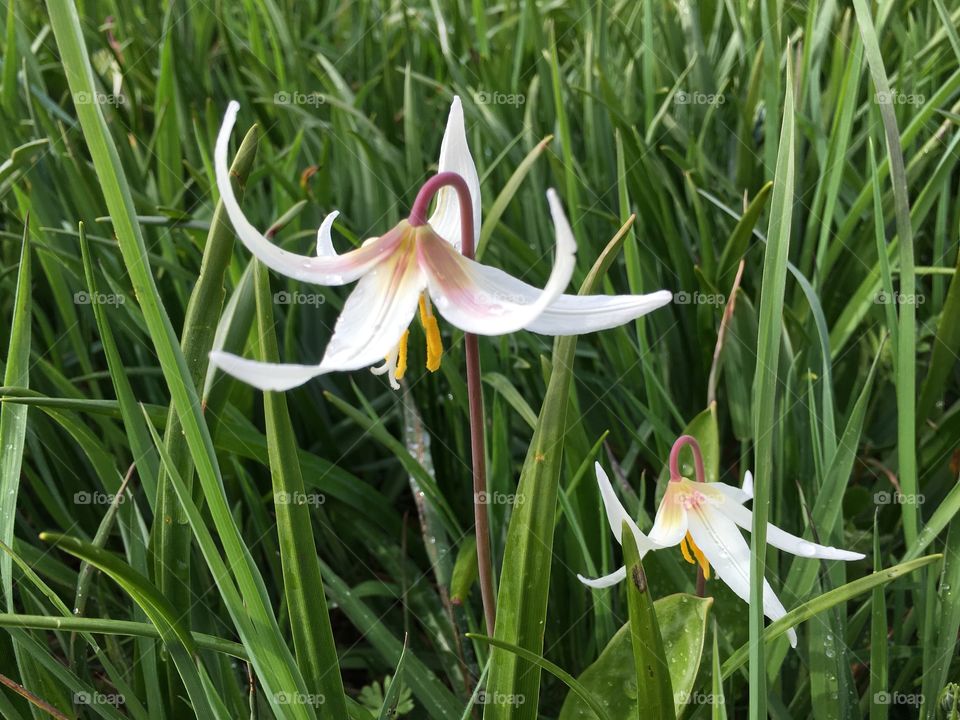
[1,0,959,718]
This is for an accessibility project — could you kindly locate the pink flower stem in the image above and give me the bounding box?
[668,434,706,483]
[668,434,707,596]
[409,173,496,635]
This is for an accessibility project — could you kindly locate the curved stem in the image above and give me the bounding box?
[669,435,707,596]
[408,173,495,634]
[408,172,474,251]
[668,434,706,483]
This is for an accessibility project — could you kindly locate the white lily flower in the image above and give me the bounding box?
[209,98,672,392]
[579,458,865,648]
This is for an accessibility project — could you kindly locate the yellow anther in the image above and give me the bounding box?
[681,532,711,580]
[394,330,410,380]
[680,534,695,564]
[418,295,443,372]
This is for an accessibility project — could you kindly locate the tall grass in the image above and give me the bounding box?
[0,1,958,718]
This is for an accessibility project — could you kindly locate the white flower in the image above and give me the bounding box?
[579,463,864,647]
[209,97,672,391]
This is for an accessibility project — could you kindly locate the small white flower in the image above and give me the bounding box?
[580,462,864,648]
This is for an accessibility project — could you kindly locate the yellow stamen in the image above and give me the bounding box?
[394,330,409,380]
[418,295,443,372]
[680,532,711,579]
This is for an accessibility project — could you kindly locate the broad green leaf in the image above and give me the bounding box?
[558,594,712,719]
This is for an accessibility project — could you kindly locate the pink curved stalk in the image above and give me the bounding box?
[408,173,494,634]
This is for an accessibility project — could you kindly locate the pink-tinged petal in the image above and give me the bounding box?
[418,189,576,335]
[705,486,864,561]
[428,96,481,251]
[594,463,655,553]
[317,242,425,372]
[648,481,689,547]
[687,507,798,647]
[577,567,627,589]
[216,102,399,285]
[209,352,325,391]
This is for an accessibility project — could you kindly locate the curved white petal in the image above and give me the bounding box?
[711,490,865,561]
[316,211,339,257]
[525,290,674,335]
[209,352,325,391]
[317,244,425,371]
[742,470,754,499]
[429,96,481,251]
[216,102,398,285]
[418,190,576,335]
[577,566,627,589]
[687,508,798,647]
[594,463,655,553]
[648,482,689,547]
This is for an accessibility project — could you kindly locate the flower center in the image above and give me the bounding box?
[678,488,706,510]
[374,293,444,389]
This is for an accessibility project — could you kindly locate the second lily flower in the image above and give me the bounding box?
[580,436,864,647]
[210,97,672,391]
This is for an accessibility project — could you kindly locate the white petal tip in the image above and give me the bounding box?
[209,351,321,392]
[788,628,798,648]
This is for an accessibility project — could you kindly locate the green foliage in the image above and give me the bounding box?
[0,0,957,718]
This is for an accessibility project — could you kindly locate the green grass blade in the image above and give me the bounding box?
[485,217,637,719]
[852,0,918,547]
[254,259,349,717]
[723,554,942,678]
[468,634,612,720]
[748,47,795,719]
[0,219,30,607]
[622,521,674,719]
